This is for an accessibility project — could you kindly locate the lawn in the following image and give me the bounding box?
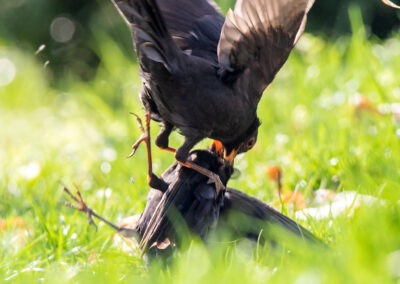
[1,6,400,283]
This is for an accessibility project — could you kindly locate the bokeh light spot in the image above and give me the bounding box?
[0,58,16,87]
[100,162,111,173]
[50,17,76,43]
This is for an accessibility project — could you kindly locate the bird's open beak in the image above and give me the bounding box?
[210,140,238,165]
[210,140,224,158]
[224,148,238,165]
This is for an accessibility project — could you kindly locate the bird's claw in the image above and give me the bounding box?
[207,172,225,195]
[127,113,148,158]
[63,186,98,230]
[127,134,148,158]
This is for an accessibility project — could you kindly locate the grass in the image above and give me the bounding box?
[1,6,400,283]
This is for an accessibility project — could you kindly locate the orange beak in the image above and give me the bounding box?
[210,140,224,158]
[210,140,238,165]
[224,148,238,165]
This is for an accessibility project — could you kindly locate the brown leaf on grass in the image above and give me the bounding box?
[382,0,400,9]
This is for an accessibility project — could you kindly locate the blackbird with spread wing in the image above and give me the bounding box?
[137,149,323,252]
[64,149,323,255]
[112,0,314,190]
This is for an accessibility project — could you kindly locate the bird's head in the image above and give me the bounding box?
[211,118,260,165]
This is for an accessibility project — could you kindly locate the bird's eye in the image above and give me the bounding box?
[247,138,256,149]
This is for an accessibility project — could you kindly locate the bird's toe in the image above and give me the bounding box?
[207,173,225,195]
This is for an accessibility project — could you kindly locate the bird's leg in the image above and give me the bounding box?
[155,121,173,150]
[63,186,139,237]
[175,136,202,163]
[128,112,167,191]
[160,148,226,195]
[63,186,119,232]
[128,112,150,161]
[180,160,226,195]
[177,137,225,194]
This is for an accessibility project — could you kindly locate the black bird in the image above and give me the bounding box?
[138,149,233,251]
[137,149,324,252]
[112,0,314,190]
[64,149,323,254]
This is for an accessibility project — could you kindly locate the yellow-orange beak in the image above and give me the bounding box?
[210,140,238,165]
[224,148,238,165]
[210,140,224,158]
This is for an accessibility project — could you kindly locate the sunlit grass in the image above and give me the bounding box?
[1,7,400,283]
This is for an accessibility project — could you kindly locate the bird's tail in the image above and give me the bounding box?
[112,0,179,72]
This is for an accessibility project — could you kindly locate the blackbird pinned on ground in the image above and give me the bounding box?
[136,149,324,253]
[112,0,314,190]
[63,149,323,256]
[138,149,233,252]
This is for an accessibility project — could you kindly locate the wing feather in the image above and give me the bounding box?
[156,0,225,62]
[218,0,315,102]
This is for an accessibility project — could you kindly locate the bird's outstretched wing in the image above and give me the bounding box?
[156,0,225,62]
[217,0,314,103]
[222,188,324,244]
[112,0,182,74]
[113,0,225,67]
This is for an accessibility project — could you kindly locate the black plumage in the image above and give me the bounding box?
[220,188,322,244]
[138,150,233,251]
[64,149,323,255]
[112,0,314,165]
[134,149,322,252]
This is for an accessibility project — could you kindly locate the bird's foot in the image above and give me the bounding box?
[63,186,98,230]
[128,112,160,188]
[63,185,123,232]
[127,112,150,158]
[206,172,225,196]
[178,160,226,196]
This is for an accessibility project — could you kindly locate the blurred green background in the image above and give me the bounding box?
[1,0,400,81]
[1,0,400,283]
